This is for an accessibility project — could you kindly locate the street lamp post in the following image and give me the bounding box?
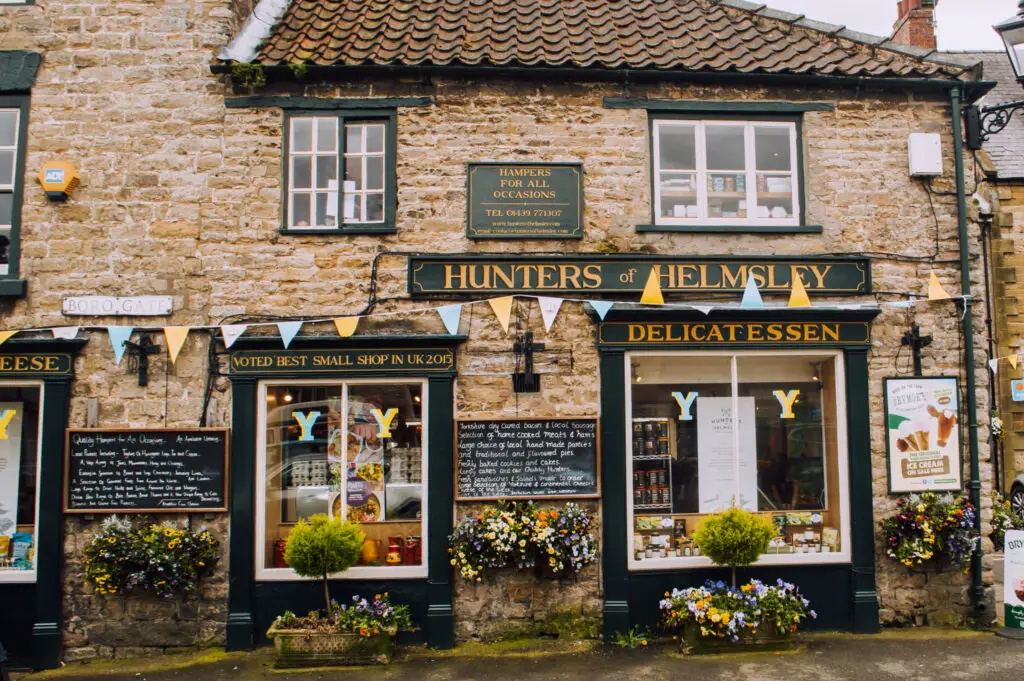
[966,1,1024,146]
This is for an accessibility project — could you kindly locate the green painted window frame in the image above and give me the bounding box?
[0,94,29,297]
[640,112,819,235]
[280,108,398,236]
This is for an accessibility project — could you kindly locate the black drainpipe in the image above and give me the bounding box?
[951,84,985,611]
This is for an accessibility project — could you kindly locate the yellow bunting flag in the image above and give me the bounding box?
[488,296,514,334]
[333,317,359,338]
[163,326,190,365]
[788,274,811,307]
[927,273,951,300]
[1010,354,1019,370]
[640,266,665,305]
[0,330,16,347]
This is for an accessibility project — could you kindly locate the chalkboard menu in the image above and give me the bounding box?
[456,419,599,500]
[64,428,229,513]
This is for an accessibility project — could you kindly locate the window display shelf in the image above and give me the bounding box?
[635,503,672,511]
[633,454,671,462]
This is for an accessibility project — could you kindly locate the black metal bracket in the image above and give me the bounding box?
[965,99,1024,148]
[901,323,932,377]
[512,331,544,393]
[124,332,162,386]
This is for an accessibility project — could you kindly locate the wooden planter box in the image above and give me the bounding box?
[679,623,794,655]
[266,624,394,667]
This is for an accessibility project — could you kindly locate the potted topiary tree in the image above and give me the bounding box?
[693,507,775,587]
[266,514,411,667]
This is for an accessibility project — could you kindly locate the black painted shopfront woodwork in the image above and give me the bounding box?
[225,335,462,651]
[595,306,882,637]
[0,338,84,669]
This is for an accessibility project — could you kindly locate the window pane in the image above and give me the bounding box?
[755,126,792,171]
[0,112,16,148]
[366,193,384,222]
[0,193,11,226]
[315,155,337,189]
[291,118,313,153]
[705,125,745,170]
[344,157,363,190]
[365,125,384,154]
[0,227,9,275]
[261,385,344,570]
[365,156,383,191]
[658,125,696,170]
[0,385,42,574]
[314,193,333,227]
[291,156,311,189]
[291,193,311,227]
[345,124,362,153]
[316,118,337,152]
[345,193,361,222]
[658,172,698,219]
[756,174,794,219]
[0,151,13,187]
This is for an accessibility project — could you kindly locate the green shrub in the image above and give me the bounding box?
[693,508,775,585]
[284,514,364,613]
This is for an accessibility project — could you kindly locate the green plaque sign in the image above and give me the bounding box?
[598,321,871,346]
[467,162,583,239]
[229,348,455,375]
[409,255,870,296]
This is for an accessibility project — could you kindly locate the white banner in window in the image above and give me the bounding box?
[696,396,756,512]
[0,402,24,536]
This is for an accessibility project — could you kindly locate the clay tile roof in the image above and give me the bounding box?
[225,0,980,81]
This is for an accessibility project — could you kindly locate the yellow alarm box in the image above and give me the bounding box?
[37,161,80,201]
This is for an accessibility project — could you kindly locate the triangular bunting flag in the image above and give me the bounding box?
[1010,354,1019,370]
[164,326,190,365]
[640,267,665,305]
[788,275,811,308]
[0,330,17,347]
[437,304,462,335]
[588,301,614,320]
[333,317,359,338]
[927,273,951,300]
[488,297,514,334]
[107,327,133,365]
[51,327,80,340]
[537,297,563,332]
[989,359,999,374]
[277,321,303,349]
[740,277,764,309]
[691,305,714,315]
[220,324,247,349]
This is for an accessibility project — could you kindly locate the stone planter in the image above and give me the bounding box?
[265,624,395,668]
[679,622,794,655]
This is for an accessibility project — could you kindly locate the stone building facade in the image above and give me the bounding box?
[0,0,1002,668]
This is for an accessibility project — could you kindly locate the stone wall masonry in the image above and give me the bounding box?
[0,0,997,660]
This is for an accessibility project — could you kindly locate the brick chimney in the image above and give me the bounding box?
[892,0,938,49]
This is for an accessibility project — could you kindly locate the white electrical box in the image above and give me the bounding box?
[908,133,943,176]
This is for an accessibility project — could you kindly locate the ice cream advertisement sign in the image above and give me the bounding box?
[884,377,962,493]
[1005,530,1024,631]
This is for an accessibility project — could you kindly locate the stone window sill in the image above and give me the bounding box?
[636,224,823,234]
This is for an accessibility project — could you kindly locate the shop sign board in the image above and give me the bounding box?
[229,348,455,375]
[1005,530,1024,631]
[62,295,173,317]
[409,255,870,295]
[884,377,962,493]
[0,353,73,375]
[466,162,583,239]
[64,428,229,513]
[599,321,871,346]
[456,418,599,500]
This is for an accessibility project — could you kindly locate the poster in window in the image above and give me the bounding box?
[696,397,757,512]
[0,402,24,537]
[884,377,962,493]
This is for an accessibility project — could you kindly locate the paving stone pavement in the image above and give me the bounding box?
[14,631,1024,681]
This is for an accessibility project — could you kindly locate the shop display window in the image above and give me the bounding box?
[627,352,848,568]
[652,119,799,227]
[0,383,42,581]
[258,380,426,578]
